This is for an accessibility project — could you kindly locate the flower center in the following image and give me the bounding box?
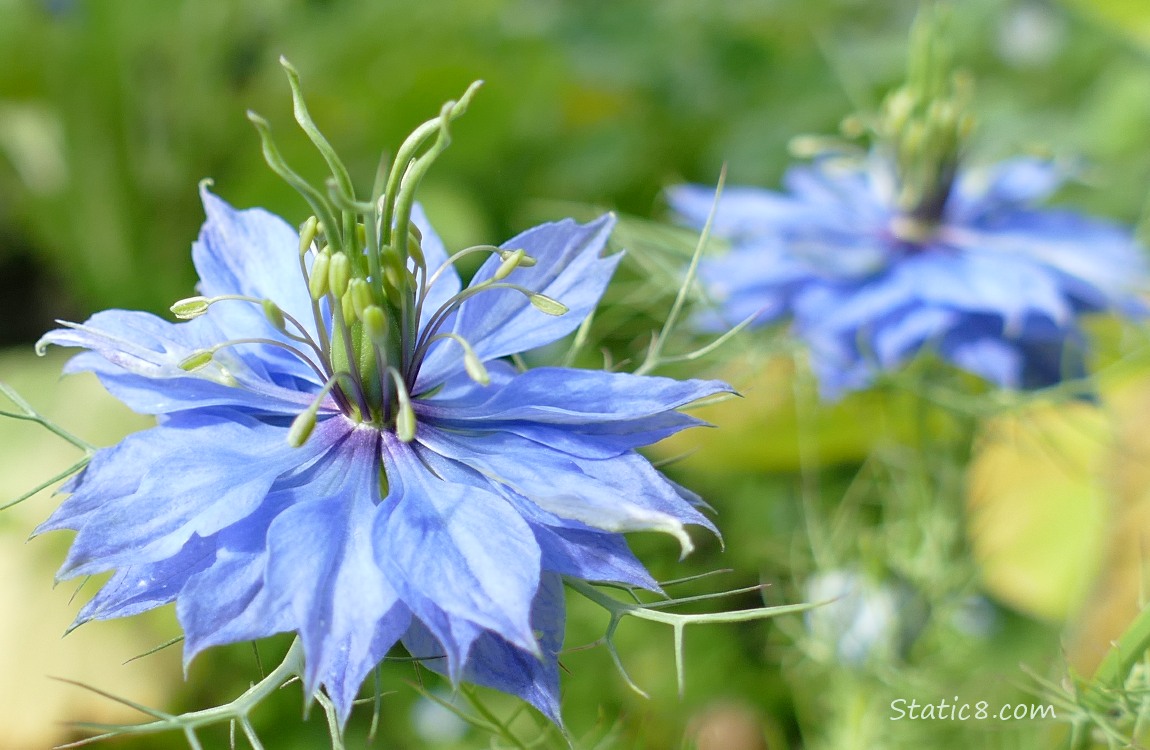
[172,72,567,447]
[878,6,974,244]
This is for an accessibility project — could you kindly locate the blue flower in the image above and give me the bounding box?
[36,187,728,724]
[670,156,1147,397]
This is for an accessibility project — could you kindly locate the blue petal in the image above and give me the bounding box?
[73,533,216,625]
[421,367,728,425]
[178,549,291,661]
[194,186,320,343]
[534,524,660,591]
[261,427,409,720]
[948,158,1063,222]
[52,411,337,578]
[39,424,168,534]
[39,311,321,415]
[403,572,566,724]
[418,426,713,557]
[668,184,818,238]
[377,436,541,679]
[416,216,620,389]
[410,203,462,335]
[419,368,729,459]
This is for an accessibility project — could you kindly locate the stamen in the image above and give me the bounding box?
[309,248,332,300]
[262,299,286,332]
[527,292,568,316]
[298,215,319,256]
[197,337,333,392]
[286,373,347,447]
[328,251,351,297]
[348,278,374,321]
[493,249,526,281]
[387,367,417,442]
[178,350,215,372]
[428,333,490,386]
[171,297,211,320]
[410,281,569,378]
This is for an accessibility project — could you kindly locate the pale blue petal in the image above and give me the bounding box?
[262,427,409,719]
[40,311,322,415]
[54,412,337,577]
[411,203,462,335]
[194,186,319,342]
[421,367,729,425]
[417,215,620,389]
[403,573,566,724]
[534,525,660,591]
[377,436,541,679]
[417,426,714,556]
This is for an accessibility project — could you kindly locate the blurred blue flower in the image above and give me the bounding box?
[36,188,727,724]
[671,156,1147,397]
[803,569,924,666]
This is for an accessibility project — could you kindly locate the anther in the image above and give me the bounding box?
[298,216,319,256]
[328,251,351,297]
[493,249,525,281]
[171,297,211,320]
[309,248,332,300]
[262,299,286,332]
[178,350,215,372]
[528,293,569,316]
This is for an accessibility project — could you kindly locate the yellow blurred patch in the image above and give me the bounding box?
[0,348,178,749]
[967,400,1111,622]
[1060,0,1150,47]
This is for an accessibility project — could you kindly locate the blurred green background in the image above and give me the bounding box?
[3,0,1150,748]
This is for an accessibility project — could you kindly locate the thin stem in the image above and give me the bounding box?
[56,640,304,748]
[0,381,94,452]
[637,163,726,376]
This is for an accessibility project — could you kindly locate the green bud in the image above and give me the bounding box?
[171,296,210,320]
[287,405,318,447]
[298,215,319,256]
[328,251,351,298]
[493,248,525,281]
[262,299,286,332]
[529,293,568,316]
[355,222,367,249]
[178,350,214,372]
[407,221,423,242]
[309,249,331,300]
